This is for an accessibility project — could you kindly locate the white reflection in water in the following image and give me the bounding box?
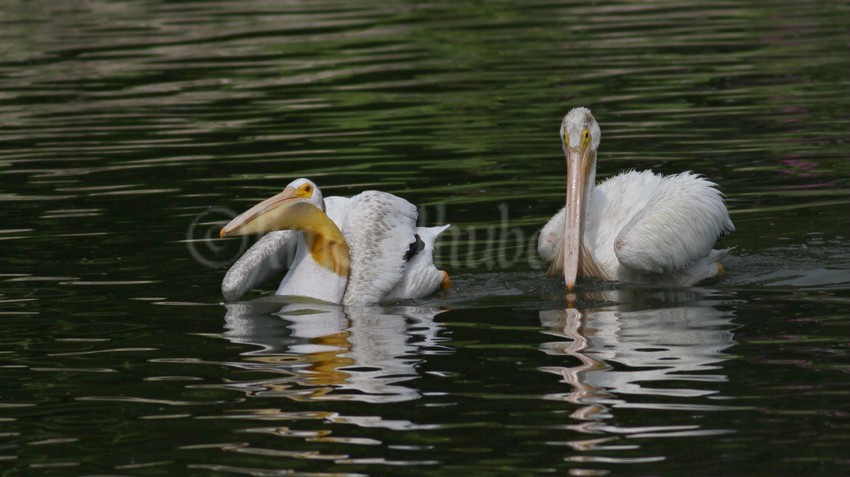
[539,292,737,443]
[222,300,450,404]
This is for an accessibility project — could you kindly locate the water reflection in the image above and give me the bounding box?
[221,300,450,403]
[539,294,737,449]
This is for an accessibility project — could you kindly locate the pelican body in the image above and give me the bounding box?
[538,107,734,290]
[220,178,450,306]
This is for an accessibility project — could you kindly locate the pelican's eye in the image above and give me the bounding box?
[296,183,314,198]
[581,128,592,150]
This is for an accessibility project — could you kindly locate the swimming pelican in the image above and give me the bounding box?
[220,178,451,305]
[538,107,734,291]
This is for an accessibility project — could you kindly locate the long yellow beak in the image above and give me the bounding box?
[562,147,589,293]
[220,185,350,277]
[220,186,300,237]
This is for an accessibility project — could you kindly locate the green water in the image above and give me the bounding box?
[2,1,849,476]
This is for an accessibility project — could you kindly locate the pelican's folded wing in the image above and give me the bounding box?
[538,207,566,264]
[221,230,297,302]
[340,191,418,306]
[385,224,451,300]
[612,172,734,274]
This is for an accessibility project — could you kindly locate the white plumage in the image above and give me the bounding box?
[221,178,450,305]
[385,223,450,300]
[539,108,734,288]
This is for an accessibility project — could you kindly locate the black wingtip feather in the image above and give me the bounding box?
[403,234,425,261]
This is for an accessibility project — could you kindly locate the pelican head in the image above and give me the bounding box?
[220,178,324,237]
[558,107,601,292]
[221,177,350,276]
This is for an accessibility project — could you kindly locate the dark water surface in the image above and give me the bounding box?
[2,1,849,476]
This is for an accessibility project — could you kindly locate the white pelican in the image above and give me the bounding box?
[538,107,734,291]
[220,178,451,305]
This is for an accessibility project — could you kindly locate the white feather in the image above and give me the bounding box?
[338,191,419,305]
[275,234,347,304]
[323,196,351,225]
[602,171,733,274]
[221,230,297,302]
[385,224,451,300]
[538,210,565,264]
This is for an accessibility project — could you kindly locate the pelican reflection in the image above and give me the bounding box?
[222,300,449,403]
[539,294,736,441]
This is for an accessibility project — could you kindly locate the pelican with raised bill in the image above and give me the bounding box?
[219,178,451,306]
[538,107,735,291]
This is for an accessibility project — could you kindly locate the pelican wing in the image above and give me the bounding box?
[222,230,297,302]
[385,224,451,300]
[339,191,419,306]
[538,207,566,265]
[609,172,734,274]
